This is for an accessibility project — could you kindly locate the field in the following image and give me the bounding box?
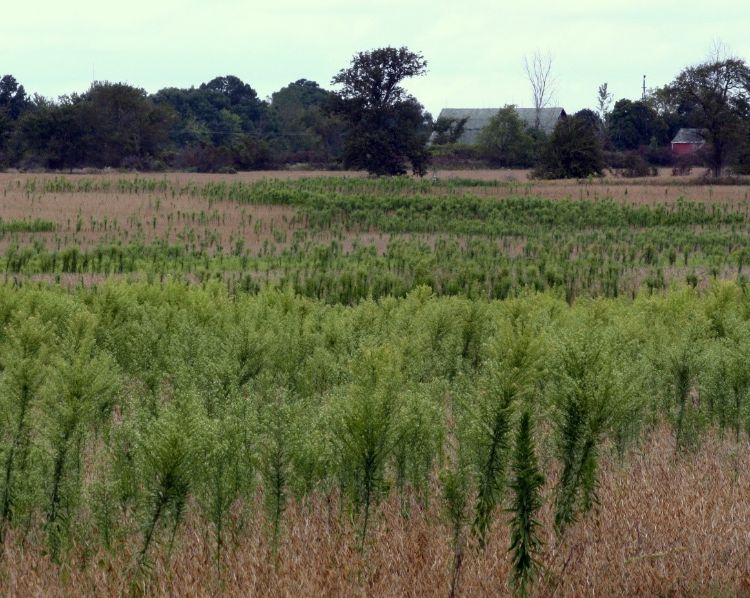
[3,170,750,300]
[1,169,750,596]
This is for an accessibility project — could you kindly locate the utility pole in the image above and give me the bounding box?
[642,75,646,100]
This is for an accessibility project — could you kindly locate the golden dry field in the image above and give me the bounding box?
[2,428,748,596]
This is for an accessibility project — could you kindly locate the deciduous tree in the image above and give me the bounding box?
[477,106,535,167]
[669,57,750,176]
[533,115,604,179]
[524,50,556,130]
[331,46,431,175]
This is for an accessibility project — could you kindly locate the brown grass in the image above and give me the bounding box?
[0,173,471,256]
[0,170,747,261]
[2,427,749,596]
[431,169,750,205]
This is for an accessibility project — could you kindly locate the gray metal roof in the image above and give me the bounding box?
[436,107,566,144]
[671,128,705,144]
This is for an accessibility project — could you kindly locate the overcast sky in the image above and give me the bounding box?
[4,0,749,116]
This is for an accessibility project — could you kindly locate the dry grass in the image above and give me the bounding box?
[431,169,750,205]
[2,427,749,596]
[0,173,467,256]
[0,170,747,261]
[0,182,302,253]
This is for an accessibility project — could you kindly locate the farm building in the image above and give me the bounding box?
[670,128,705,155]
[435,107,566,144]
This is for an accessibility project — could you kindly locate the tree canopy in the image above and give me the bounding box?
[477,106,536,167]
[608,99,667,150]
[269,80,344,164]
[330,46,431,176]
[2,48,750,176]
[533,115,604,179]
[669,58,750,176]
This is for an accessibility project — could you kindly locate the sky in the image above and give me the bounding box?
[3,0,750,117]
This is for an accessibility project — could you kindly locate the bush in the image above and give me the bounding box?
[621,152,656,177]
[672,152,704,176]
[428,143,484,169]
[638,144,675,167]
[173,144,234,173]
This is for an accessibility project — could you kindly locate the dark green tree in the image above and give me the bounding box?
[12,96,87,169]
[331,46,431,175]
[533,115,604,179]
[78,82,175,168]
[0,75,30,120]
[0,75,30,164]
[154,77,266,144]
[574,108,603,135]
[270,79,344,163]
[477,106,536,167]
[432,115,468,145]
[608,99,667,150]
[669,58,750,176]
[199,75,266,134]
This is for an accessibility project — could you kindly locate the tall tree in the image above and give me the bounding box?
[533,115,604,179]
[608,99,667,150]
[154,76,268,147]
[0,75,30,164]
[669,57,750,176]
[523,50,556,130]
[0,76,30,120]
[199,75,266,133]
[431,116,468,145]
[79,82,175,168]
[596,83,613,124]
[13,96,86,169]
[331,46,431,175]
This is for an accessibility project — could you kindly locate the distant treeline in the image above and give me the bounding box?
[1,54,750,175]
[0,76,347,172]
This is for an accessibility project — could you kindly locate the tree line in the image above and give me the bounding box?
[0,75,347,172]
[1,46,749,177]
[436,52,750,178]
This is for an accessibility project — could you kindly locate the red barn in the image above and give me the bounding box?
[671,128,705,156]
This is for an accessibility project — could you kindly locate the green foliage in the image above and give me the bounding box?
[331,46,431,175]
[608,99,667,150]
[42,311,118,559]
[0,275,745,586]
[467,320,540,548]
[6,175,750,304]
[195,407,254,565]
[432,116,468,145]
[256,391,298,553]
[477,106,537,167]
[551,328,621,533]
[508,411,545,598]
[440,461,470,598]
[534,116,604,179]
[331,346,404,549]
[137,403,197,566]
[0,315,48,540]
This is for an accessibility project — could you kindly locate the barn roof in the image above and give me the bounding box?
[671,128,705,144]
[437,107,566,144]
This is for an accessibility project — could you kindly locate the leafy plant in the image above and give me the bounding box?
[508,411,545,597]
